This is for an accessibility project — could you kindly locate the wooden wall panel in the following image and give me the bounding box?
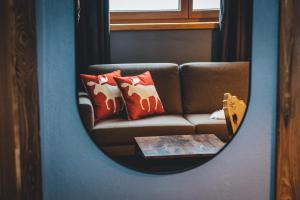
[277,0,300,199]
[0,2,20,199]
[0,1,42,200]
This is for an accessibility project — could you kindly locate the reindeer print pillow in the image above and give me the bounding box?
[80,70,124,121]
[114,71,165,120]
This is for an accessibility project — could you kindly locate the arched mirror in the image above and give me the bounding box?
[75,0,252,173]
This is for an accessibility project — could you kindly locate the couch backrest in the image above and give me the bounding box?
[87,63,183,114]
[180,62,249,114]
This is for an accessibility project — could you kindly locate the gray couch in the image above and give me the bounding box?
[79,62,249,156]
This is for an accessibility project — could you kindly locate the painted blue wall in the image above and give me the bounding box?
[36,0,279,199]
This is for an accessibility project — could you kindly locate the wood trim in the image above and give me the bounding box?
[111,22,218,31]
[111,0,189,22]
[189,10,219,20]
[0,2,19,198]
[110,18,217,24]
[188,0,219,19]
[110,0,219,24]
[0,0,42,199]
[276,0,300,199]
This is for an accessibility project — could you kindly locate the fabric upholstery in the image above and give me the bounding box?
[78,95,94,132]
[92,115,195,146]
[76,0,110,73]
[114,71,165,120]
[219,0,253,61]
[180,62,249,114]
[87,63,183,114]
[78,91,89,97]
[184,114,229,142]
[80,70,123,121]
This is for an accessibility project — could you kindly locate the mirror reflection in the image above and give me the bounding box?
[76,0,252,173]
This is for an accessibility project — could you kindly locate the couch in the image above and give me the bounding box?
[78,62,249,156]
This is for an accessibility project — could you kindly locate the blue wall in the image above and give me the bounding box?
[36,0,279,199]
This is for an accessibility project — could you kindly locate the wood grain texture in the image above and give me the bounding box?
[135,134,225,159]
[277,0,300,199]
[110,18,218,24]
[0,0,42,200]
[110,22,218,31]
[0,1,19,199]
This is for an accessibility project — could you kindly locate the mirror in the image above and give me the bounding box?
[75,0,252,173]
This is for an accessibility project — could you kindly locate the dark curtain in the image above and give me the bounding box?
[218,0,253,61]
[76,0,110,73]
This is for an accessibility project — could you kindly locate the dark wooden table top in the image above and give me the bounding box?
[135,134,225,159]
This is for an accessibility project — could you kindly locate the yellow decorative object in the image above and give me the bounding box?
[223,93,247,136]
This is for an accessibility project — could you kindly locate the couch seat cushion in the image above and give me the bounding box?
[92,115,195,146]
[184,114,229,142]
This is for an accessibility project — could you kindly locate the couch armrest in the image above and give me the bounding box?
[78,96,94,131]
[78,91,89,97]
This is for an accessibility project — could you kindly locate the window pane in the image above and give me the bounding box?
[110,0,180,12]
[193,0,220,10]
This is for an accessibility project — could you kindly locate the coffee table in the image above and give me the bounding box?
[134,134,225,159]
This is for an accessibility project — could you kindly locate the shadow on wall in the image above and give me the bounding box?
[110,30,214,64]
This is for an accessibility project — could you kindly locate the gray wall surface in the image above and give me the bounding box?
[36,0,279,199]
[111,30,213,64]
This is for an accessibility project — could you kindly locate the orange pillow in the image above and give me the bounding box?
[114,71,165,120]
[80,70,123,121]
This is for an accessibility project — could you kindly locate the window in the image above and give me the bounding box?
[110,0,180,12]
[110,0,220,24]
[192,0,220,10]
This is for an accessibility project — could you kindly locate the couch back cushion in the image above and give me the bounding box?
[180,62,249,114]
[87,63,183,114]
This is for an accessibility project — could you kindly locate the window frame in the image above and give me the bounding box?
[110,0,219,24]
[188,0,219,20]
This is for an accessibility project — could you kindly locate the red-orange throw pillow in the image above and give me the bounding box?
[80,70,123,121]
[114,71,165,120]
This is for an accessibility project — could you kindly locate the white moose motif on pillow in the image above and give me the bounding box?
[120,77,161,112]
[87,76,121,112]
